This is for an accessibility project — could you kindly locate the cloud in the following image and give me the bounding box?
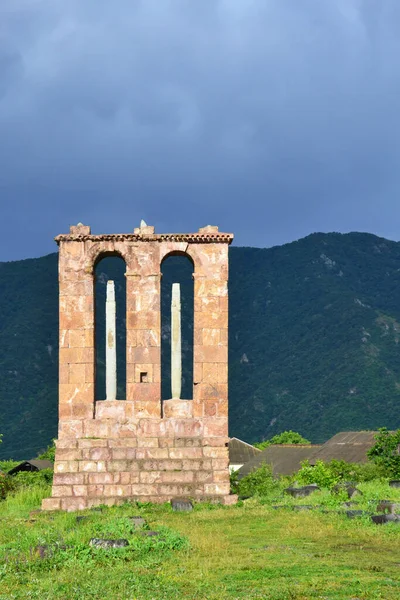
[1,0,400,260]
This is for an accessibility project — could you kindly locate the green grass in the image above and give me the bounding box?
[1,484,400,599]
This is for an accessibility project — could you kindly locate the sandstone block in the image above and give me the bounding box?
[88,484,105,497]
[56,438,78,449]
[163,399,193,418]
[161,471,194,484]
[202,447,228,458]
[42,498,61,511]
[103,485,131,497]
[108,438,138,448]
[72,485,88,497]
[87,472,114,485]
[139,471,162,484]
[111,448,137,460]
[61,497,88,512]
[55,460,79,473]
[78,439,108,449]
[136,448,169,460]
[52,485,73,497]
[193,345,227,363]
[131,484,158,496]
[56,448,82,461]
[137,437,159,448]
[204,483,230,495]
[169,447,203,460]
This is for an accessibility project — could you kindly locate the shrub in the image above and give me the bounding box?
[296,459,339,489]
[254,431,311,450]
[0,475,16,500]
[236,463,279,497]
[13,468,54,489]
[296,458,387,490]
[367,428,400,478]
[37,441,56,462]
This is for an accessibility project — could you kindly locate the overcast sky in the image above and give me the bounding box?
[1,0,400,261]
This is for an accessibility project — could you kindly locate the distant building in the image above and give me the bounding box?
[237,444,320,479]
[308,431,379,465]
[228,438,261,473]
[8,460,53,475]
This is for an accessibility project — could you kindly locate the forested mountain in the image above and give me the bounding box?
[2,232,400,459]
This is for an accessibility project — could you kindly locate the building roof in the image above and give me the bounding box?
[8,460,54,475]
[237,444,320,478]
[228,437,261,465]
[308,431,379,465]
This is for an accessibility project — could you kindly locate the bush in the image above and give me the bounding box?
[0,475,16,500]
[37,441,56,462]
[296,460,339,489]
[296,459,387,490]
[13,468,53,489]
[254,431,311,450]
[236,463,279,498]
[367,428,400,478]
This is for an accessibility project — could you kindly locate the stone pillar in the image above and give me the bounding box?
[106,280,117,400]
[171,283,182,399]
[58,224,95,436]
[126,238,161,417]
[192,236,229,426]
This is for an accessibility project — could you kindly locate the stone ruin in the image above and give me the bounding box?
[42,221,236,511]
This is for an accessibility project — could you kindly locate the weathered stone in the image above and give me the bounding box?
[371,514,400,524]
[129,516,147,528]
[284,485,320,498]
[333,482,362,499]
[346,510,370,519]
[376,501,400,514]
[389,480,400,488]
[89,538,129,548]
[171,497,193,512]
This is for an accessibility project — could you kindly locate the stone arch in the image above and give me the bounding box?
[160,249,195,272]
[160,250,195,402]
[85,243,128,274]
[94,251,127,401]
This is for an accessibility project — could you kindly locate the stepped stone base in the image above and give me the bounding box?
[42,407,236,511]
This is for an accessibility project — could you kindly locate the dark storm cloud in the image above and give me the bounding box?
[1,0,400,260]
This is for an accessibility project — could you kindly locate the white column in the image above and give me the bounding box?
[106,280,117,400]
[171,283,182,399]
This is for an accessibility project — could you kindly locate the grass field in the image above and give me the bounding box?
[1,483,400,599]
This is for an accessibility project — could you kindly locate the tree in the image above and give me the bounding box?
[254,430,311,450]
[367,427,400,478]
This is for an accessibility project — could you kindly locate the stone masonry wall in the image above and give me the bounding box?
[42,223,235,511]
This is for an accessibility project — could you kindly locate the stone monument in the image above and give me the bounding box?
[42,221,235,511]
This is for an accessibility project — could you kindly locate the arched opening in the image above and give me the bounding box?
[94,253,126,400]
[161,252,194,401]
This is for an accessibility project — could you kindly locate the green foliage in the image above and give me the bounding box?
[13,468,54,488]
[37,441,56,462]
[0,459,19,473]
[296,459,340,489]
[367,427,400,478]
[236,463,280,497]
[296,458,388,490]
[254,430,311,449]
[0,475,16,500]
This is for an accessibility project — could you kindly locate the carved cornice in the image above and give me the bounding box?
[55,232,234,245]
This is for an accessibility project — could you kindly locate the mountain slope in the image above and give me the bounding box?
[1,232,400,459]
